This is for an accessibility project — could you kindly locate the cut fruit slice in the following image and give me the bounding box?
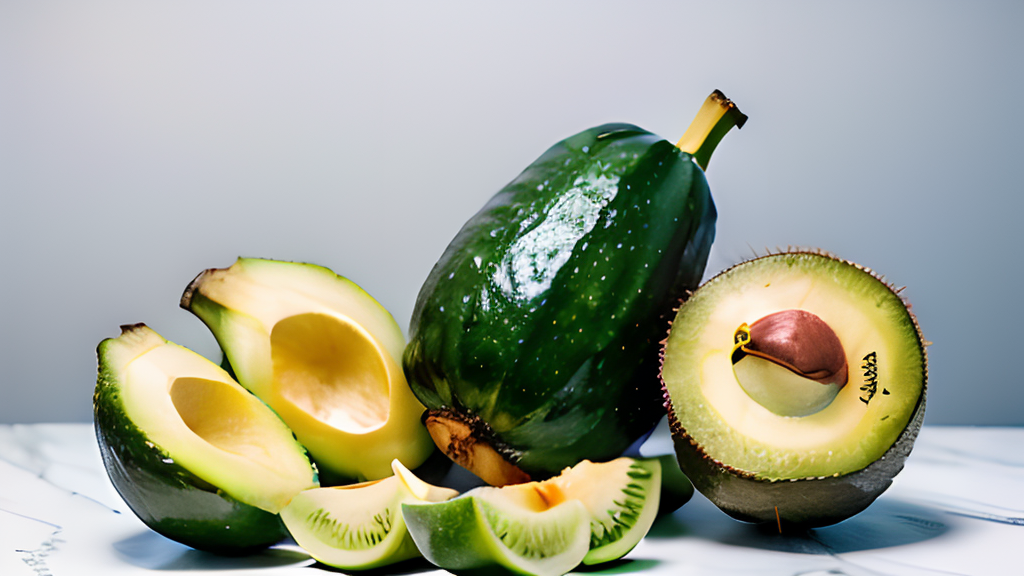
[403,487,591,576]
[281,460,458,570]
[181,258,435,483]
[548,458,661,565]
[93,324,318,552]
[402,457,660,575]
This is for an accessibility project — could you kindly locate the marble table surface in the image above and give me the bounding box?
[1,423,1021,576]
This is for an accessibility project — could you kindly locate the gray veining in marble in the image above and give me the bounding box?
[1,423,1020,575]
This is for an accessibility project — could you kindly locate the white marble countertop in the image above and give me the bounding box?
[1,423,1021,576]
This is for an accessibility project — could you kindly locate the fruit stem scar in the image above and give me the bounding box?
[423,410,531,487]
[676,90,747,171]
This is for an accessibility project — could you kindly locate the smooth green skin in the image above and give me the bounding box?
[405,123,716,477]
[94,341,289,552]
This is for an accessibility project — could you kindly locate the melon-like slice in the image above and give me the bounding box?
[402,457,661,576]
[281,460,457,570]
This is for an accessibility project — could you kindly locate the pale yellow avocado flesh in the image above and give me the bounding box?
[280,461,458,570]
[661,254,925,481]
[114,327,316,513]
[185,258,435,481]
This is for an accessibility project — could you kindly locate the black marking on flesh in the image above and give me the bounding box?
[860,352,878,405]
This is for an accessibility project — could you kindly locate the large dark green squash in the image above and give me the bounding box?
[404,92,745,485]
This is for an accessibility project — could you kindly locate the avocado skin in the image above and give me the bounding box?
[667,390,926,528]
[93,345,287,553]
[405,123,716,479]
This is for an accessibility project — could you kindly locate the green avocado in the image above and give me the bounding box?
[180,257,436,484]
[93,324,318,552]
[405,92,745,485]
[660,251,928,527]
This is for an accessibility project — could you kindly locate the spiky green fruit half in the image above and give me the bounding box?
[660,251,927,527]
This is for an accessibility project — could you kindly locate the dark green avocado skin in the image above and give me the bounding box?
[94,357,287,553]
[404,123,716,478]
[668,391,926,528]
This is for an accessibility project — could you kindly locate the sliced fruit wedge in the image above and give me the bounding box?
[548,458,661,565]
[93,324,318,552]
[281,460,458,570]
[180,258,435,483]
[403,485,591,576]
[402,457,661,576]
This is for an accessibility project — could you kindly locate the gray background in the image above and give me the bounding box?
[2,1,1021,425]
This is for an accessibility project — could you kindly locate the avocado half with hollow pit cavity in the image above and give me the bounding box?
[93,324,318,552]
[181,258,435,484]
[660,251,927,528]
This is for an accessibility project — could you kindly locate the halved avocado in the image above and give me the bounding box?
[180,258,435,483]
[281,460,458,570]
[93,324,318,552]
[402,457,660,575]
[660,251,927,527]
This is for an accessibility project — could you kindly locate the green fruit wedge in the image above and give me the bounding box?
[281,460,458,570]
[403,486,590,576]
[181,257,435,483]
[402,457,661,575]
[93,324,318,552]
[549,458,661,565]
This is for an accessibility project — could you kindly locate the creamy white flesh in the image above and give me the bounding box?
[662,254,925,480]
[190,259,434,480]
[281,461,457,570]
[110,326,316,512]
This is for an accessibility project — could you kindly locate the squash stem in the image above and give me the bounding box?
[676,90,747,171]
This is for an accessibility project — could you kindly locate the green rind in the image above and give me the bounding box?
[582,458,661,565]
[280,491,419,570]
[402,496,590,576]
[667,389,925,527]
[93,340,287,552]
[405,123,716,478]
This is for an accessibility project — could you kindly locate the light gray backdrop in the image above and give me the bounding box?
[2,1,1021,425]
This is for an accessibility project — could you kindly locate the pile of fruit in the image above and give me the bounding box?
[94,91,928,575]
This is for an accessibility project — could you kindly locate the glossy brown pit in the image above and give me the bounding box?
[735,310,848,388]
[731,310,848,417]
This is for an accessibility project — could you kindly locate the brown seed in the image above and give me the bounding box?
[739,310,848,387]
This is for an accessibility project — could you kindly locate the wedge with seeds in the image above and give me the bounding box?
[281,460,457,570]
[402,457,660,576]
